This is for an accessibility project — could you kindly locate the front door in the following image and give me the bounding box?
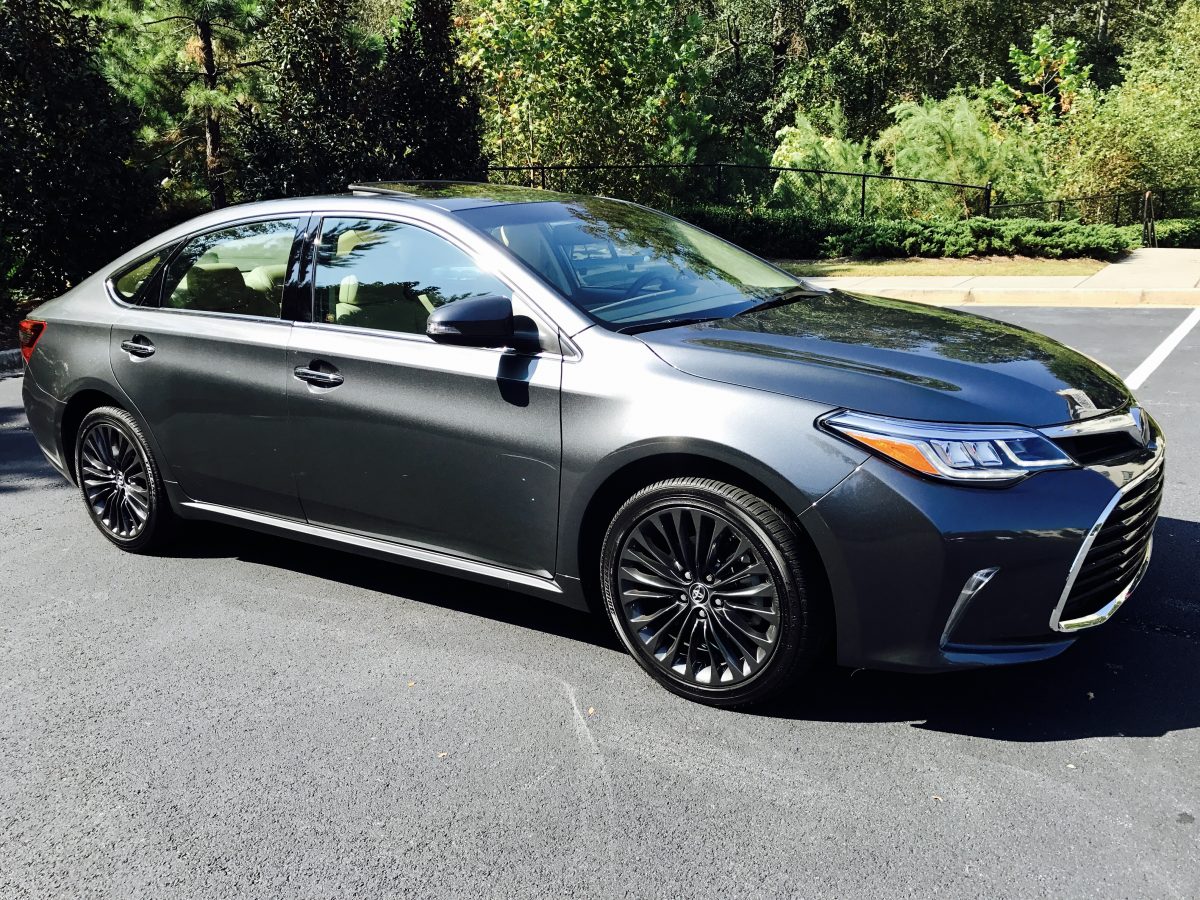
[286,216,562,577]
[109,216,305,518]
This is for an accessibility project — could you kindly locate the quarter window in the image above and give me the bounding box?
[314,218,509,336]
[160,219,299,317]
[111,251,166,303]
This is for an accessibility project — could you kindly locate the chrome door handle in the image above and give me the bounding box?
[120,338,155,358]
[293,366,344,387]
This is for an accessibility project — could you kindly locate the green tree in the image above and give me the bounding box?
[89,0,263,208]
[0,0,153,298]
[460,0,711,177]
[768,109,878,216]
[995,25,1094,121]
[1055,0,1200,209]
[876,94,1050,215]
[236,0,483,198]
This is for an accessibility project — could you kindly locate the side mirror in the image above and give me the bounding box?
[426,295,515,348]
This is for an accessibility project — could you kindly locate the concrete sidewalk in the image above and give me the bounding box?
[803,248,1200,306]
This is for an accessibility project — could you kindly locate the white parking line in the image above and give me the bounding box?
[1125,308,1200,390]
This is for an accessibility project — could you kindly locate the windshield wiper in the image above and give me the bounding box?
[729,286,816,319]
[617,286,815,334]
[616,315,725,335]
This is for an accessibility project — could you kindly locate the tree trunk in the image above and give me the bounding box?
[1097,0,1111,45]
[197,19,225,209]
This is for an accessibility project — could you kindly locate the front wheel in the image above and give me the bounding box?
[600,477,824,708]
[75,406,174,553]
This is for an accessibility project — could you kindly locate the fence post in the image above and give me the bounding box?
[716,162,726,204]
[1142,190,1156,248]
[859,174,867,219]
[539,164,547,190]
[1113,195,1121,226]
[1057,200,1064,221]
[982,181,993,218]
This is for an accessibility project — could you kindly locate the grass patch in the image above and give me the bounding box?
[776,255,1110,278]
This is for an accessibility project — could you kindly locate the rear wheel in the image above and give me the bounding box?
[600,477,823,708]
[75,406,174,553]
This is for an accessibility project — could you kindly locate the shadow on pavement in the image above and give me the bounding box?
[6,387,1197,741]
[169,520,623,652]
[178,513,1200,743]
[762,516,1200,742]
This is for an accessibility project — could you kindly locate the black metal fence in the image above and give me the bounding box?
[486,162,994,219]
[486,162,1198,233]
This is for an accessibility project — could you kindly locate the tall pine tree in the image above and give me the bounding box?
[236,0,484,199]
[0,0,153,297]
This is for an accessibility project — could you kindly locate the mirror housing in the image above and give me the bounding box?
[426,295,515,348]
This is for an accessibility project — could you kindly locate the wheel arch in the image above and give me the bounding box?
[572,451,833,639]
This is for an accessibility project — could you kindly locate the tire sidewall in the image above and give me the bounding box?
[600,482,808,707]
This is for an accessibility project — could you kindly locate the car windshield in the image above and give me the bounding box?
[453,198,802,329]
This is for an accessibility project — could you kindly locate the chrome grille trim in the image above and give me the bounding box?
[1049,449,1164,633]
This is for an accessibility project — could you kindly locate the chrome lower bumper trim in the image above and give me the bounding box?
[940,567,1000,648]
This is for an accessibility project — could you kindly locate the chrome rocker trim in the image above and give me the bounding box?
[1048,452,1163,633]
[178,500,564,596]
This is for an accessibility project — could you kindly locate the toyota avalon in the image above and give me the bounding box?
[19,182,1165,707]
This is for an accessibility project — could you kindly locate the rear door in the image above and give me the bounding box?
[286,215,563,576]
[109,216,306,518]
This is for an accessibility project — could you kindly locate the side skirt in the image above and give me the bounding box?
[176,499,585,608]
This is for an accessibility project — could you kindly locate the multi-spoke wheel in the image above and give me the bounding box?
[601,477,823,707]
[74,407,173,552]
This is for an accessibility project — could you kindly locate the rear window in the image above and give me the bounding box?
[111,251,167,302]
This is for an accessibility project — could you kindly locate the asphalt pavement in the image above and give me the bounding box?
[2,307,1198,899]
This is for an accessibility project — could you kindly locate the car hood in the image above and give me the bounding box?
[636,289,1132,427]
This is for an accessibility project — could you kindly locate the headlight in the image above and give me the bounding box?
[822,410,1075,483]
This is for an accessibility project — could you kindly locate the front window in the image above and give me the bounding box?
[313,217,510,336]
[454,199,799,329]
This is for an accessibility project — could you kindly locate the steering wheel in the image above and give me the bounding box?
[620,270,675,302]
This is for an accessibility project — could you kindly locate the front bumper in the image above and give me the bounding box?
[801,433,1164,672]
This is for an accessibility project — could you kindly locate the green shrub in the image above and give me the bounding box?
[677,205,1137,260]
[1151,218,1200,249]
[676,205,840,258]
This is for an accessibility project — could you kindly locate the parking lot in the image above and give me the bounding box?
[1,306,1197,898]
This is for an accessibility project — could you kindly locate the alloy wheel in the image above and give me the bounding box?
[79,422,151,539]
[615,505,781,687]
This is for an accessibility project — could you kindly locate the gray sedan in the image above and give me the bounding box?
[18,182,1164,707]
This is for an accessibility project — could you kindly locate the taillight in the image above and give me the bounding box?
[18,319,46,364]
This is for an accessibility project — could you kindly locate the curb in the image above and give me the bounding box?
[0,348,23,377]
[805,281,1200,307]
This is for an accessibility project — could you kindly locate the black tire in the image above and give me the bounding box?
[600,477,823,708]
[74,406,175,553]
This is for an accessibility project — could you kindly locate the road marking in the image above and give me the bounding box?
[1125,308,1200,390]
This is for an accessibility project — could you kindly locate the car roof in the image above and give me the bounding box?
[346,180,581,210]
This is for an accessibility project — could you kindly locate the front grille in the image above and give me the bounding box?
[1051,431,1144,466]
[1061,462,1165,621]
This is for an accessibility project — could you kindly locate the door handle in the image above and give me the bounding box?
[120,337,155,358]
[293,365,344,388]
